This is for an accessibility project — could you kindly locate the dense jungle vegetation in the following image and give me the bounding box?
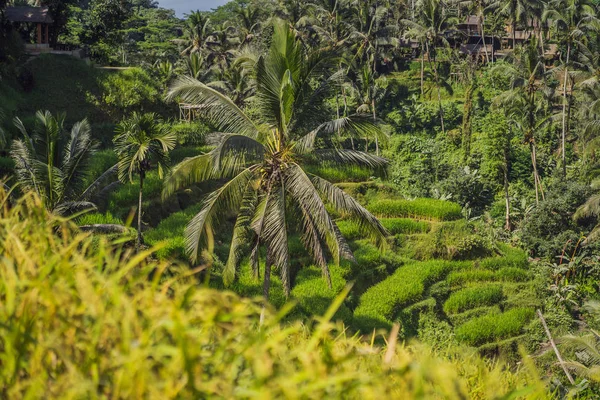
[4,0,600,397]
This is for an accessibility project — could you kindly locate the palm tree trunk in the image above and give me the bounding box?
[426,40,445,135]
[462,81,475,162]
[561,42,570,177]
[372,99,379,156]
[260,250,272,326]
[137,172,144,248]
[530,142,540,204]
[512,21,516,49]
[530,141,545,204]
[420,43,425,97]
[480,14,490,64]
[504,135,511,231]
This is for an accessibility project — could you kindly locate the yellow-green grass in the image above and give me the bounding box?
[0,189,543,397]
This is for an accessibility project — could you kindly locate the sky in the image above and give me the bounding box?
[157,0,230,17]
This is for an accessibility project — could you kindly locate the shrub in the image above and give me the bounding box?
[432,166,494,216]
[354,260,470,332]
[455,308,535,346]
[367,198,462,221]
[97,68,162,118]
[519,181,593,259]
[443,284,504,314]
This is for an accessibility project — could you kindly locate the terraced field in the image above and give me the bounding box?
[139,177,539,352]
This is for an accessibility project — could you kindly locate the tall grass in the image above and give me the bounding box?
[0,189,545,398]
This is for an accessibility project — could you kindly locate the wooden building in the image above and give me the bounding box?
[5,6,54,50]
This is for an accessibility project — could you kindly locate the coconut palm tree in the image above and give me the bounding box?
[177,11,212,56]
[403,0,457,134]
[544,0,596,176]
[164,21,387,300]
[208,63,255,108]
[492,39,549,204]
[346,64,387,155]
[488,0,536,49]
[10,110,111,214]
[114,112,176,247]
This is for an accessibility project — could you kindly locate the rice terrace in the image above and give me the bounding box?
[3,0,600,398]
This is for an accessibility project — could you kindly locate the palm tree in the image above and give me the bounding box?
[544,0,596,176]
[114,113,176,248]
[205,23,241,73]
[346,64,387,155]
[10,110,108,214]
[234,3,262,46]
[349,0,399,73]
[208,63,255,108]
[489,0,535,49]
[177,11,212,56]
[493,39,548,204]
[311,0,353,47]
[403,0,456,134]
[186,52,208,80]
[164,21,387,300]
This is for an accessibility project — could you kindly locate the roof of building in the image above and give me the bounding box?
[5,6,54,24]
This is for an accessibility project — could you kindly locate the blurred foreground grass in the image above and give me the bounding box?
[0,189,549,399]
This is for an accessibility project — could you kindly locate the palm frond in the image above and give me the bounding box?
[185,168,257,262]
[166,75,260,137]
[310,174,388,249]
[261,176,291,295]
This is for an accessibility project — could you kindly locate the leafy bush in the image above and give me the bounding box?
[519,181,593,259]
[443,285,504,314]
[433,166,494,216]
[367,198,462,221]
[455,308,535,346]
[354,260,470,332]
[97,68,162,118]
